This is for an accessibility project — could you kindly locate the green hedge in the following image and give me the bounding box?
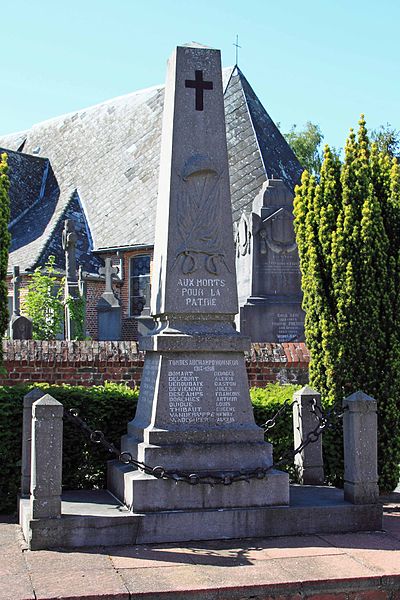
[0,382,343,514]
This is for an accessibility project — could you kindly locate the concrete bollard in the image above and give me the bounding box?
[343,391,379,505]
[293,385,324,485]
[30,394,63,519]
[21,388,46,497]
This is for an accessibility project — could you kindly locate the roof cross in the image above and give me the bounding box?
[233,35,241,66]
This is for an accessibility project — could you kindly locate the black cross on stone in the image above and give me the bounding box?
[185,70,213,111]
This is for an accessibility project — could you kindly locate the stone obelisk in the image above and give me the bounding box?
[108,44,288,514]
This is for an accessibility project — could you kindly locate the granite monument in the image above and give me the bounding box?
[10,266,32,340]
[108,44,289,515]
[235,178,305,342]
[97,257,121,341]
[62,219,80,340]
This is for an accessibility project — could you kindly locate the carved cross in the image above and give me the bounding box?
[62,219,78,282]
[185,70,213,111]
[12,265,21,315]
[99,258,119,294]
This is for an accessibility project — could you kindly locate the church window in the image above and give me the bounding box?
[130,255,151,316]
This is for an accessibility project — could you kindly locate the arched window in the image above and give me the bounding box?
[129,255,150,316]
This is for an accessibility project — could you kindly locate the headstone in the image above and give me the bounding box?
[10,266,32,340]
[62,219,80,340]
[108,44,289,515]
[97,257,121,340]
[235,178,305,342]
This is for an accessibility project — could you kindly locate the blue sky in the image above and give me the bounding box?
[1,0,399,150]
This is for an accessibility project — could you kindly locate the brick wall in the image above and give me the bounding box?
[0,340,309,388]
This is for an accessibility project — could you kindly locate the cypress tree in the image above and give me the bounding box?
[0,153,11,370]
[294,117,400,491]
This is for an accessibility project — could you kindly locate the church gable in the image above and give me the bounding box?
[238,68,303,192]
[39,190,102,275]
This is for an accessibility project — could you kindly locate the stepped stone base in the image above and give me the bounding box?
[107,461,289,511]
[19,486,383,550]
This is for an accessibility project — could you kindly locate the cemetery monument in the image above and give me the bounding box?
[19,44,382,550]
[62,219,80,340]
[108,43,289,514]
[235,178,305,342]
[10,266,32,340]
[96,257,121,341]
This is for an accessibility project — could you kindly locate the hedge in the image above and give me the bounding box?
[0,382,343,514]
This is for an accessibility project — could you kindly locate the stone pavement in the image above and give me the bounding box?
[1,496,400,600]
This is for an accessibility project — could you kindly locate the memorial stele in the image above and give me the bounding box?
[108,44,289,519]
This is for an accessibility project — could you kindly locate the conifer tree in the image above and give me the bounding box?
[0,153,11,369]
[293,117,400,491]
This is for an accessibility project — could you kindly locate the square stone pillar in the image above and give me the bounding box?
[21,388,46,497]
[343,391,379,505]
[293,386,324,485]
[30,395,63,519]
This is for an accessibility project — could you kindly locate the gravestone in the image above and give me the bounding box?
[97,258,121,340]
[10,266,32,340]
[108,44,289,516]
[235,178,305,342]
[62,219,80,340]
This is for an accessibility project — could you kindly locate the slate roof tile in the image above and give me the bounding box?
[0,67,302,273]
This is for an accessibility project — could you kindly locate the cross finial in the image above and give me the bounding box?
[233,35,241,66]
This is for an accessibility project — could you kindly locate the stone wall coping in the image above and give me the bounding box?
[2,339,309,366]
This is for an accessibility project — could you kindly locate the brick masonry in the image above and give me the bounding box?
[0,340,309,388]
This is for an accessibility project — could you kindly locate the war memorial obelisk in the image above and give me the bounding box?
[109,44,289,521]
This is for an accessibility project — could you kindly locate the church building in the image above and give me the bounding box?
[1,65,303,341]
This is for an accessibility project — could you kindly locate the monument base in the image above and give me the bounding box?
[19,486,383,550]
[108,462,289,511]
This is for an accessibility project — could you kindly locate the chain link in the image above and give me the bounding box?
[64,397,344,486]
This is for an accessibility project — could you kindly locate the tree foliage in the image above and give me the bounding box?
[293,115,400,491]
[371,123,400,159]
[0,153,11,368]
[22,256,64,340]
[284,121,324,176]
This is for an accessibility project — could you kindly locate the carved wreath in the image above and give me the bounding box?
[171,158,230,276]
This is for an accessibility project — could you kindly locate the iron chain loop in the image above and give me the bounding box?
[64,398,344,486]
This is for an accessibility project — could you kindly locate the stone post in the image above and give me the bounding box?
[293,385,324,485]
[21,388,46,497]
[343,391,379,504]
[30,395,63,519]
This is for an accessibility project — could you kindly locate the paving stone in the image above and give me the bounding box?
[120,565,217,598]
[271,554,376,583]
[24,547,113,572]
[30,568,129,600]
[0,524,20,548]
[383,514,400,540]
[320,531,400,547]
[108,544,198,569]
[0,573,34,600]
[0,552,29,577]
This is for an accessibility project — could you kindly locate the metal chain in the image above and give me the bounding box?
[64,397,344,486]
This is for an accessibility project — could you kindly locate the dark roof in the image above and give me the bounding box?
[1,67,302,273]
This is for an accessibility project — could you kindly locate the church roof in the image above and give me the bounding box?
[1,67,302,273]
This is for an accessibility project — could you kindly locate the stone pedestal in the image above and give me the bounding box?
[343,391,379,505]
[293,386,324,485]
